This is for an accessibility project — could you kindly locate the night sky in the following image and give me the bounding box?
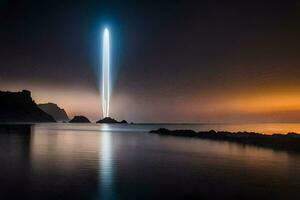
[1,0,300,122]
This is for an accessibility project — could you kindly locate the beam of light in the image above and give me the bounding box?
[102,28,110,118]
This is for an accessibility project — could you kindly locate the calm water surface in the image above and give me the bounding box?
[1,123,300,199]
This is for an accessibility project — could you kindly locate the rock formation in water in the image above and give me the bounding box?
[96,117,128,124]
[150,128,300,153]
[69,116,91,123]
[0,90,56,122]
[38,103,69,122]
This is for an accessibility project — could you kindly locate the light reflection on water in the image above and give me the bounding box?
[99,124,115,200]
[1,123,300,199]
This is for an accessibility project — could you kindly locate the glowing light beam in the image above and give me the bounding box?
[102,28,110,118]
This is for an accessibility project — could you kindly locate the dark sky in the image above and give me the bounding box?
[1,0,300,122]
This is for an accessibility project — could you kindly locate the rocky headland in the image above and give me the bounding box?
[38,103,69,122]
[0,90,55,122]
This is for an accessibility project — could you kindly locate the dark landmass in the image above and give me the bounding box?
[97,117,128,124]
[0,124,32,134]
[0,90,55,122]
[69,116,91,123]
[150,128,300,153]
[38,103,69,122]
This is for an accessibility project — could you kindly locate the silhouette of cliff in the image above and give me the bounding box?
[38,103,69,122]
[96,117,128,124]
[69,116,91,123]
[0,90,56,122]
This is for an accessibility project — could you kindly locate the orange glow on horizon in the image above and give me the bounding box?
[227,94,300,113]
[3,81,300,123]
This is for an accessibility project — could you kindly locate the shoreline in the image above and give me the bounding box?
[150,128,300,153]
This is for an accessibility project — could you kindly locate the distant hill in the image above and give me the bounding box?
[0,90,56,122]
[38,103,69,122]
[69,116,91,123]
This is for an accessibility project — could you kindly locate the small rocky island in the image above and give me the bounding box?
[150,128,300,153]
[97,117,128,124]
[69,116,91,123]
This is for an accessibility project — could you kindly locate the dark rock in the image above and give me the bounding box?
[150,128,300,153]
[150,128,170,133]
[96,117,128,124]
[0,90,56,122]
[38,103,69,122]
[69,116,90,123]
